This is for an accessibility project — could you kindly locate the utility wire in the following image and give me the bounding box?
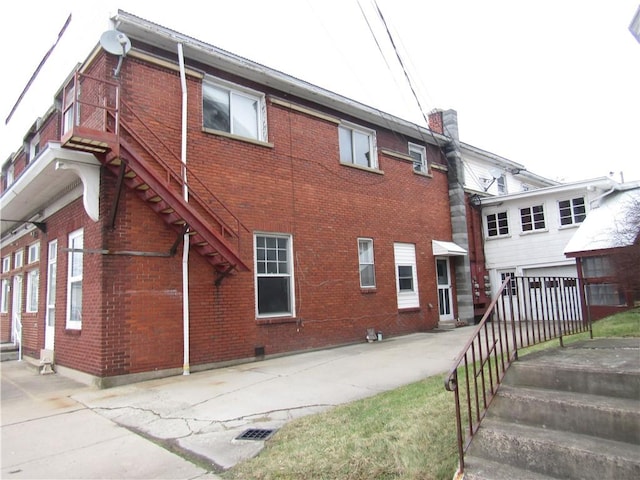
[5,13,72,125]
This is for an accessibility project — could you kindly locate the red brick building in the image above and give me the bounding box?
[1,11,466,386]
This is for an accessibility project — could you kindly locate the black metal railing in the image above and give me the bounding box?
[444,275,591,475]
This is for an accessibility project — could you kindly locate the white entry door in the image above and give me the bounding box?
[11,275,23,345]
[44,240,57,350]
[436,257,454,321]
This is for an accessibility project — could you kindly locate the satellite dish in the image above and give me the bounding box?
[489,167,503,179]
[99,30,131,77]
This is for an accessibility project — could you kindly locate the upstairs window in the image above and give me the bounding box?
[28,243,40,264]
[203,80,265,141]
[520,205,546,232]
[358,238,376,288]
[408,143,427,173]
[559,197,586,226]
[339,123,377,169]
[497,175,507,194]
[14,250,23,269]
[486,211,509,237]
[2,256,9,273]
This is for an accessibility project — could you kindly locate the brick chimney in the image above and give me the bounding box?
[428,109,444,134]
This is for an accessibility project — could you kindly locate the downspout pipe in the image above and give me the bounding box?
[178,43,190,376]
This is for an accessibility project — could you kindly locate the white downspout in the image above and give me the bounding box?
[178,43,190,376]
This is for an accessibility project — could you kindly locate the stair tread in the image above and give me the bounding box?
[464,455,560,480]
[476,418,640,459]
[496,384,640,413]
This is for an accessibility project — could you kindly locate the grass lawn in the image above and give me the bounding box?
[222,308,639,480]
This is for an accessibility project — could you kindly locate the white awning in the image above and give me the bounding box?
[432,240,467,256]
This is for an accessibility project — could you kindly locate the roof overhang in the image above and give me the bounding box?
[432,240,467,257]
[0,143,100,238]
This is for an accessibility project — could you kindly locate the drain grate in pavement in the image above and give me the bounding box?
[235,428,277,441]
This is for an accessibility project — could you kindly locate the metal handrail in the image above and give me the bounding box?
[444,275,591,476]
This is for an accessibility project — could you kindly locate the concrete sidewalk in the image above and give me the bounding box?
[1,327,474,478]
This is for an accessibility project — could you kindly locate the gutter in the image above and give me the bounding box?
[178,42,190,376]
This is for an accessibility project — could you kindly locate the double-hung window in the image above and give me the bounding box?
[394,243,419,309]
[255,234,294,317]
[486,211,509,237]
[521,205,546,232]
[358,238,376,288]
[339,123,377,169]
[497,175,507,194]
[1,256,9,313]
[66,229,83,329]
[203,80,265,141]
[26,243,40,313]
[408,143,427,173]
[558,197,586,226]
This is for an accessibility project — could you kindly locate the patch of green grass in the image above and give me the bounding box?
[222,309,639,480]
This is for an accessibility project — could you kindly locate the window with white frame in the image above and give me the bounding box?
[6,163,15,187]
[63,85,75,135]
[358,238,376,288]
[486,211,509,237]
[14,250,23,269]
[393,243,419,309]
[500,271,518,297]
[28,133,40,162]
[202,79,265,141]
[28,243,40,264]
[255,234,294,317]
[26,269,39,313]
[558,197,586,226]
[26,243,40,313]
[408,142,427,173]
[497,175,507,194]
[66,229,83,329]
[520,205,546,232]
[2,256,9,273]
[0,279,8,313]
[339,123,377,169]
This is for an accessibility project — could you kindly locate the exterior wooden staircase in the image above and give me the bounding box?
[59,71,249,276]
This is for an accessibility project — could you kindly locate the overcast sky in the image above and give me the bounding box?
[2,0,639,183]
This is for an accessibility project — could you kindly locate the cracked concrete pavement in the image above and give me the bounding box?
[2,327,474,478]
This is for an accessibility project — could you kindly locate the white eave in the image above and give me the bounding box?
[113,10,449,146]
[0,143,100,238]
[480,177,619,206]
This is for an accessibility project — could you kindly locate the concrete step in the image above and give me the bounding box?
[504,340,640,400]
[488,384,640,444]
[463,455,559,480]
[468,418,640,480]
[1,343,18,362]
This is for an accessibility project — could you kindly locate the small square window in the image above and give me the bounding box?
[559,197,586,226]
[521,205,546,232]
[486,212,509,237]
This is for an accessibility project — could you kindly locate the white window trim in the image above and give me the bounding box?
[14,250,23,269]
[0,279,9,313]
[202,77,267,141]
[358,238,376,288]
[66,229,83,329]
[2,256,10,273]
[339,121,378,170]
[485,211,510,238]
[408,142,427,173]
[28,243,40,264]
[558,197,586,227]
[254,232,296,318]
[26,269,39,313]
[520,204,547,233]
[394,243,419,309]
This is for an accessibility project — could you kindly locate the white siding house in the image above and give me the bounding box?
[480,177,620,294]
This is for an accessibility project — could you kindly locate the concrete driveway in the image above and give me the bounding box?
[1,327,474,478]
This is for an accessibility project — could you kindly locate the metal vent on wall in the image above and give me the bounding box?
[235,428,277,441]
